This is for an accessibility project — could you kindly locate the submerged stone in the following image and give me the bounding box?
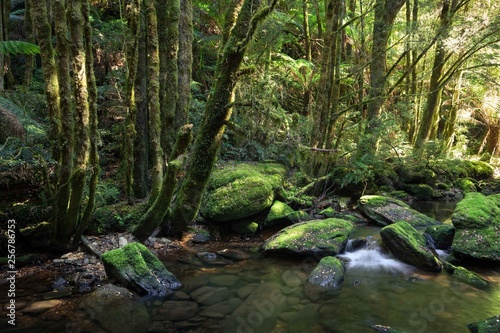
[102,242,182,296]
[201,162,286,222]
[380,221,443,272]
[359,195,441,227]
[451,192,500,263]
[443,262,489,289]
[262,218,355,256]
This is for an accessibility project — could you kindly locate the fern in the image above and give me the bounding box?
[0,41,40,55]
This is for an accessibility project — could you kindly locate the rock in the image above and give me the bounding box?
[118,236,128,247]
[159,301,198,321]
[187,226,212,243]
[79,284,150,333]
[231,220,259,235]
[18,222,51,249]
[468,314,500,333]
[451,192,500,263]
[263,200,309,227]
[403,183,435,200]
[380,221,443,272]
[307,256,345,288]
[199,298,242,318]
[455,178,477,193]
[0,106,26,144]
[209,274,240,286]
[371,324,408,332]
[190,286,231,306]
[443,262,489,289]
[424,224,455,249]
[262,218,355,257]
[101,242,182,296]
[22,300,62,315]
[217,248,252,261]
[359,195,441,227]
[201,162,286,222]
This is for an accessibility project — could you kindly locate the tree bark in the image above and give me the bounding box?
[176,0,193,130]
[167,0,278,237]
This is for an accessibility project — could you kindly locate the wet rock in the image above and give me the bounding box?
[307,256,345,288]
[196,252,231,265]
[79,284,150,333]
[190,286,231,306]
[359,195,441,227]
[187,226,212,243]
[236,283,259,299]
[102,242,182,296]
[52,276,68,290]
[263,200,309,228]
[371,324,408,332]
[39,287,73,300]
[217,248,252,261]
[380,221,443,272]
[22,300,63,315]
[443,262,489,289]
[425,224,455,249]
[158,301,198,321]
[199,298,242,318]
[451,192,500,263]
[468,314,500,333]
[209,274,240,286]
[147,321,176,333]
[262,218,355,257]
[231,220,259,235]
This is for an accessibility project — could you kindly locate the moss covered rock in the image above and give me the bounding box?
[455,178,477,193]
[451,193,500,263]
[380,221,443,271]
[102,242,182,296]
[424,224,455,249]
[262,218,355,256]
[403,184,435,200]
[443,262,489,289]
[231,220,259,235]
[201,162,286,222]
[263,200,309,227]
[468,314,500,333]
[307,256,345,288]
[359,195,441,227]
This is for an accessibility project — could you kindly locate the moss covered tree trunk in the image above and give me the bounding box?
[23,0,35,87]
[357,0,405,158]
[123,0,141,200]
[177,0,193,130]
[166,0,278,237]
[145,0,163,202]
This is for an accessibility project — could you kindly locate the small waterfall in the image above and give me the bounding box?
[339,237,413,273]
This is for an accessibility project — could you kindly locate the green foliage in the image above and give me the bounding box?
[89,202,148,235]
[0,41,40,55]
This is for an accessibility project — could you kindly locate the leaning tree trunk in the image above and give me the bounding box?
[166,0,279,237]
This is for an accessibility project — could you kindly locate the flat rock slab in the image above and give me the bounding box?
[22,300,63,315]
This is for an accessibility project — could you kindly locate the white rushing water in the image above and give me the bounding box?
[338,237,414,274]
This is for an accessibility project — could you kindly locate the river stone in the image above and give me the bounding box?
[217,248,252,260]
[190,286,231,306]
[201,162,285,222]
[451,192,500,263]
[101,242,182,296]
[262,218,355,256]
[79,284,150,333]
[424,224,455,249]
[443,262,489,289]
[307,256,345,288]
[22,300,63,315]
[380,221,443,272]
[159,301,198,321]
[199,297,242,318]
[468,314,500,333]
[359,195,441,227]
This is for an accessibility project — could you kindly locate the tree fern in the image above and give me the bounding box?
[0,41,40,55]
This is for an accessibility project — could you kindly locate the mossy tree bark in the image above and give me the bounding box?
[23,0,35,87]
[123,0,141,200]
[357,0,405,158]
[166,0,279,237]
[145,0,163,202]
[177,0,193,131]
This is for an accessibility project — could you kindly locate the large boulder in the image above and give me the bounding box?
[380,221,443,272]
[451,192,500,263]
[468,314,500,333]
[263,200,309,228]
[424,224,455,249]
[201,162,286,222]
[102,242,182,296]
[359,195,441,227]
[307,256,345,288]
[262,218,355,256]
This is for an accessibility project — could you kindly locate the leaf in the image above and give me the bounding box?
[0,41,40,55]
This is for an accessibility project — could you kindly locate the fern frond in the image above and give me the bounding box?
[0,41,40,55]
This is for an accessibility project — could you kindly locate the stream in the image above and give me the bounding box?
[1,201,500,333]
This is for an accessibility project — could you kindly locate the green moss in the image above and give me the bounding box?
[89,202,149,234]
[404,184,434,200]
[455,178,477,193]
[444,263,489,289]
[231,220,259,234]
[452,192,500,229]
[468,314,500,333]
[359,195,410,208]
[424,224,455,249]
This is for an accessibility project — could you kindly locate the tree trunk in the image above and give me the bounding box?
[357,0,405,157]
[303,0,312,62]
[123,0,141,199]
[166,0,278,237]
[23,0,35,87]
[177,0,193,130]
[145,0,163,202]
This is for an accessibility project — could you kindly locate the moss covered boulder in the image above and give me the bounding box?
[451,192,500,263]
[468,314,500,333]
[102,242,182,296]
[201,162,286,222]
[443,262,489,289]
[307,256,345,288]
[380,221,443,271]
[424,224,455,249]
[263,200,309,227]
[231,220,259,235]
[262,218,355,256]
[359,195,441,227]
